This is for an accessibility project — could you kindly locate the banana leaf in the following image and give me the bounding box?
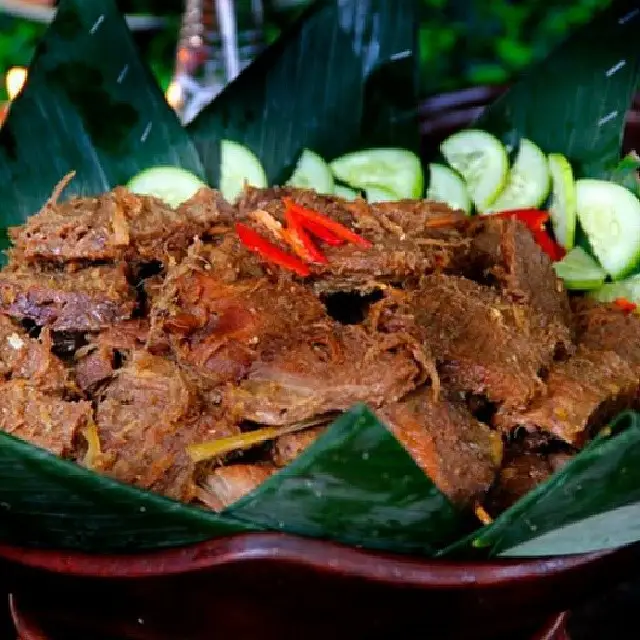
[440,412,640,558]
[0,406,461,553]
[0,432,258,551]
[225,405,462,555]
[187,0,420,187]
[0,0,204,230]
[474,0,640,181]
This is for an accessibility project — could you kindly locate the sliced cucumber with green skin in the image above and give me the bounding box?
[440,129,508,211]
[552,247,606,290]
[548,153,577,249]
[329,148,424,199]
[334,184,360,200]
[590,273,640,305]
[220,140,268,203]
[575,179,640,280]
[486,138,550,213]
[286,149,334,194]
[126,166,207,208]
[426,163,471,214]
[365,185,399,202]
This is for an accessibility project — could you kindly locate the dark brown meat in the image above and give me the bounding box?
[487,451,553,513]
[271,427,326,467]
[495,346,640,446]
[573,299,640,369]
[379,388,503,506]
[149,249,328,388]
[74,319,153,392]
[466,217,573,353]
[92,352,239,501]
[198,464,276,511]
[0,263,136,332]
[223,323,432,425]
[9,186,233,267]
[370,274,556,409]
[238,186,473,294]
[0,315,70,393]
[0,380,92,456]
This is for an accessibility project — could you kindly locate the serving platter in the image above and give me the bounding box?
[0,0,640,637]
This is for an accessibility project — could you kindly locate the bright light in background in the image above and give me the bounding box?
[6,67,27,101]
[165,81,182,111]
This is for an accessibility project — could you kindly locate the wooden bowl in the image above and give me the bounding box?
[2,85,640,640]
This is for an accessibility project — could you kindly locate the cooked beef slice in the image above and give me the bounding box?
[0,315,70,393]
[92,352,239,501]
[370,274,554,409]
[466,217,573,349]
[9,186,233,266]
[379,388,503,507]
[0,380,92,456]
[495,346,640,446]
[573,299,640,368]
[0,263,136,332]
[74,319,152,392]
[238,186,473,294]
[271,426,327,467]
[149,253,328,387]
[198,463,276,511]
[223,322,432,425]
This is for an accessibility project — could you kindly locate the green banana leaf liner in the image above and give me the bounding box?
[0,0,639,558]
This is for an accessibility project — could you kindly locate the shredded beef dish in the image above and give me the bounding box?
[2,182,638,523]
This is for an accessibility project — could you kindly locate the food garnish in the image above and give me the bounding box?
[283,197,372,248]
[235,222,311,276]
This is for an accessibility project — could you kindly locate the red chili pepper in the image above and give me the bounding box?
[289,214,344,246]
[283,209,328,264]
[491,208,550,229]
[235,222,310,277]
[491,208,565,261]
[614,297,637,314]
[282,198,372,248]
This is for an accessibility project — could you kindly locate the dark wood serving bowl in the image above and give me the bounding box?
[3,86,640,640]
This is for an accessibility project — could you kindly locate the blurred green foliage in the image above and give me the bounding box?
[418,0,612,93]
[0,0,613,102]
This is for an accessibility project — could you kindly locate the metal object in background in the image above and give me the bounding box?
[170,0,265,124]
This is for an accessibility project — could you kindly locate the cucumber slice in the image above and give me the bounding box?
[590,273,640,305]
[552,247,606,290]
[220,140,268,203]
[334,184,359,200]
[548,153,577,249]
[126,166,207,208]
[486,138,550,213]
[286,149,334,194]
[329,148,424,199]
[440,129,508,211]
[365,186,398,203]
[575,179,640,280]
[426,163,471,214]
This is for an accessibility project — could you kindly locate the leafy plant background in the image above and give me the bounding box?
[0,0,612,101]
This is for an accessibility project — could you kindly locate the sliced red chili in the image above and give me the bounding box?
[235,222,310,277]
[530,228,566,261]
[491,208,549,228]
[491,209,564,260]
[283,209,328,264]
[282,198,372,248]
[614,297,637,314]
[290,214,344,246]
